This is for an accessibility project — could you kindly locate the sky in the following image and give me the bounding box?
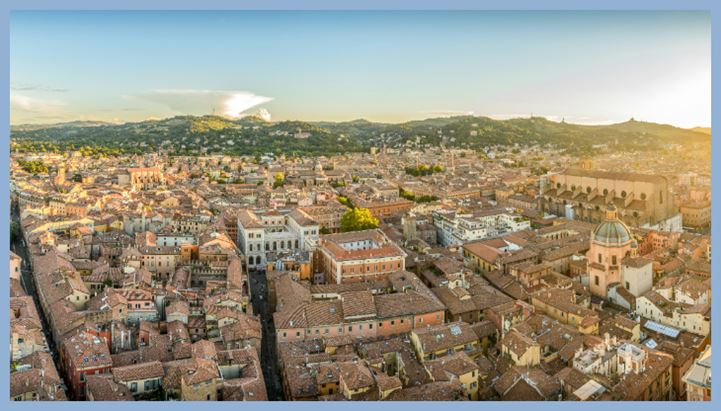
[10,11,711,128]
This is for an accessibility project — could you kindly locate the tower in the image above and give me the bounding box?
[54,165,66,185]
[587,204,633,298]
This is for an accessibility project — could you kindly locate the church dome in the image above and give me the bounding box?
[593,205,632,245]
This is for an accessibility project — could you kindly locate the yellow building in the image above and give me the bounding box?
[531,289,599,335]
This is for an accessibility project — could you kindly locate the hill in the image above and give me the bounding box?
[10,114,710,157]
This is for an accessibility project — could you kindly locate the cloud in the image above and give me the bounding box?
[10,93,71,124]
[11,93,67,114]
[421,109,475,117]
[131,89,272,118]
[11,83,68,93]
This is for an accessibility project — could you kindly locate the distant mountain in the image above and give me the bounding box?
[689,127,711,135]
[10,114,710,157]
[10,120,113,132]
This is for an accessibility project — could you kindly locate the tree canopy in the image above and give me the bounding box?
[340,207,379,232]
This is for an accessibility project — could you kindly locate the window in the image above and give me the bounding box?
[595,276,599,286]
[612,256,617,265]
[130,382,138,392]
[348,326,352,331]
[626,281,630,290]
[598,254,602,264]
[80,372,86,382]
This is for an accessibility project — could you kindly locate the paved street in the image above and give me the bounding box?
[11,202,65,391]
[248,268,283,400]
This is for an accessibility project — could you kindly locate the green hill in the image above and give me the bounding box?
[10,115,710,157]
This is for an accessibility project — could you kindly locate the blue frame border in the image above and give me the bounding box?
[1,1,717,410]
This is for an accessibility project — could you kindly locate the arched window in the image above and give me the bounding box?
[287,240,292,249]
[640,193,646,200]
[621,190,627,198]
[603,188,608,196]
[556,183,561,189]
[586,187,592,194]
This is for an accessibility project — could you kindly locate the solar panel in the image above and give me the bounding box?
[643,320,680,338]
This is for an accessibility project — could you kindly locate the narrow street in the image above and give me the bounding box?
[11,201,66,390]
[248,268,283,400]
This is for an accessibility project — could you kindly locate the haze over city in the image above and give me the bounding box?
[10,11,710,128]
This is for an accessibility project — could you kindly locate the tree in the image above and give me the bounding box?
[17,159,49,174]
[337,196,353,208]
[340,207,379,232]
[273,172,285,188]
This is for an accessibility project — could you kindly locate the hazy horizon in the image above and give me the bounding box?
[8,112,713,131]
[10,11,711,128]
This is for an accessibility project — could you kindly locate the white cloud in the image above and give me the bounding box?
[131,89,272,118]
[10,93,69,123]
[421,109,475,117]
[256,108,272,122]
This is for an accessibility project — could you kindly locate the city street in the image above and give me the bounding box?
[248,268,283,400]
[11,202,65,387]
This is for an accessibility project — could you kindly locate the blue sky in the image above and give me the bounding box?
[10,11,711,127]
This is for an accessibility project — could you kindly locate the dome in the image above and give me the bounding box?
[593,204,632,245]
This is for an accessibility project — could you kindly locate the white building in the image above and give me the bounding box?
[636,291,710,337]
[237,208,319,269]
[433,208,531,246]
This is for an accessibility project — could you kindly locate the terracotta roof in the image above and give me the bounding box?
[112,360,164,382]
